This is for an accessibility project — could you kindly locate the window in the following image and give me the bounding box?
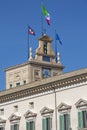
[0,127,4,130]
[53,72,58,76]
[59,114,70,130]
[26,120,35,130]
[16,82,20,86]
[14,105,18,112]
[42,117,52,130]
[75,99,87,129]
[34,70,39,76]
[10,84,12,88]
[23,80,26,84]
[0,109,4,115]
[40,107,53,130]
[78,110,87,129]
[11,124,19,130]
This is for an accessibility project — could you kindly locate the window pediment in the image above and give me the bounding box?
[24,110,37,118]
[57,103,71,112]
[75,99,87,108]
[9,113,21,121]
[40,107,54,115]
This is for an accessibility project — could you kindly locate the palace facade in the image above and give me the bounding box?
[0,34,87,130]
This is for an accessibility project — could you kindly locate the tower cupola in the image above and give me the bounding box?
[35,34,55,63]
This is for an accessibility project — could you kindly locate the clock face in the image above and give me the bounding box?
[42,68,51,78]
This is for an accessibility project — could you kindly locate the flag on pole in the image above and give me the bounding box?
[41,5,48,16]
[56,33,62,45]
[45,14,50,25]
[41,4,50,25]
[28,26,35,36]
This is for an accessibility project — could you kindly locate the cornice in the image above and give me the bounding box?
[4,60,64,72]
[29,60,64,69]
[0,68,87,103]
[4,62,29,72]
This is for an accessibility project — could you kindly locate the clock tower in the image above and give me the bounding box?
[5,34,64,89]
[33,34,64,79]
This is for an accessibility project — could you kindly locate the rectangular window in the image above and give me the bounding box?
[26,121,35,130]
[0,127,4,130]
[23,80,26,84]
[34,70,39,77]
[78,111,87,129]
[42,117,52,130]
[11,124,19,130]
[16,82,20,86]
[10,84,12,88]
[59,114,70,130]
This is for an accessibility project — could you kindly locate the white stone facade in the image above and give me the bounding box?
[0,79,87,130]
[1,34,87,130]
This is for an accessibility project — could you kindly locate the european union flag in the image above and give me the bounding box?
[56,33,62,45]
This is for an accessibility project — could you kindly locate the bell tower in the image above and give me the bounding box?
[5,34,64,89]
[35,34,55,63]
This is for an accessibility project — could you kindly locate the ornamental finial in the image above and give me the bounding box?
[57,52,61,64]
[29,48,33,61]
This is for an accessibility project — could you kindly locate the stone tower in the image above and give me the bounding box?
[5,34,64,89]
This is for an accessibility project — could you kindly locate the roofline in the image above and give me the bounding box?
[0,67,87,103]
[4,60,64,72]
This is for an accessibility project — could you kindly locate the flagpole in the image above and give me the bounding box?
[41,0,44,36]
[27,26,29,60]
[55,30,57,63]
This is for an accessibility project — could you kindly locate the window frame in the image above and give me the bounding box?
[78,110,87,129]
[75,99,87,129]
[42,116,52,130]
[10,122,19,130]
[26,119,35,130]
[57,103,71,130]
[0,125,5,130]
[59,113,70,130]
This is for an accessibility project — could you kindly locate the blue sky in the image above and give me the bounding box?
[0,0,87,91]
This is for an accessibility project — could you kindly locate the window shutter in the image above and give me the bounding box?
[67,114,70,130]
[11,125,14,130]
[50,118,52,130]
[59,115,64,130]
[78,111,83,129]
[16,124,19,130]
[26,122,30,130]
[86,111,87,127]
[0,128,4,130]
[42,118,46,130]
[32,121,35,130]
